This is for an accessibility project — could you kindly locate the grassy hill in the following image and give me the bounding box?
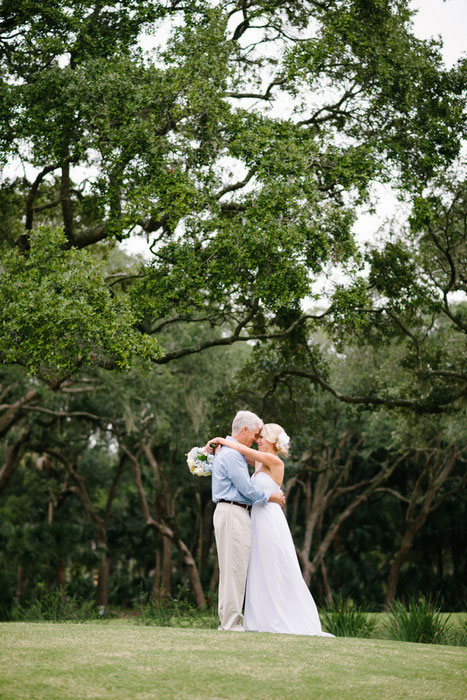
[1,621,466,700]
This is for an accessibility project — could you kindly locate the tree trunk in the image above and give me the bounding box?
[384,447,459,607]
[297,438,362,585]
[384,526,418,606]
[46,449,126,613]
[201,500,214,568]
[152,546,161,597]
[60,152,74,240]
[161,535,172,598]
[96,551,109,611]
[16,564,27,601]
[0,429,30,494]
[306,454,406,582]
[437,545,444,579]
[128,444,207,608]
[209,558,219,594]
[57,559,66,595]
[288,480,301,540]
[320,559,333,607]
[174,536,206,609]
[196,493,203,574]
[299,473,324,582]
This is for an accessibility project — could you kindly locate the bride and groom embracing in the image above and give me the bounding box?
[206,410,333,637]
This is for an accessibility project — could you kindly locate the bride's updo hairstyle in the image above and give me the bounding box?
[261,423,290,457]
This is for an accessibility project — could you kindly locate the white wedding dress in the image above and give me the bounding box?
[244,471,334,636]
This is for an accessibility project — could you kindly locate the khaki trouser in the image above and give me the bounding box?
[213,502,251,631]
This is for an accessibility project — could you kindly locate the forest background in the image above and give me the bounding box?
[0,0,466,619]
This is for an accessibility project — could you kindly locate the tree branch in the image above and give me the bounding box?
[103,453,126,526]
[45,448,101,529]
[0,389,39,438]
[71,224,107,248]
[226,77,287,100]
[374,487,410,504]
[60,154,74,241]
[17,406,104,422]
[307,451,408,579]
[297,84,362,128]
[14,165,59,250]
[33,198,61,213]
[275,368,467,414]
[153,312,322,364]
[214,168,256,199]
[25,165,59,231]
[0,425,31,493]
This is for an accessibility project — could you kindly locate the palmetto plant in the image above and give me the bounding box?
[385,597,452,644]
[321,596,376,638]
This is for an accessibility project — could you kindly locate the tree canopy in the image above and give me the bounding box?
[0,0,466,615]
[1,0,465,408]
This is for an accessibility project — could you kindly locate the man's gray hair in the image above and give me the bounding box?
[231,410,263,435]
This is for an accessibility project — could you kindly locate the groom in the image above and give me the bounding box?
[211,410,286,631]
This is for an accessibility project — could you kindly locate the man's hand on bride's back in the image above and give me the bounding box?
[269,491,286,507]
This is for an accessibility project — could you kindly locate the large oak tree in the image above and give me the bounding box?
[1,1,465,393]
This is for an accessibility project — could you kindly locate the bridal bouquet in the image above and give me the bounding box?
[186,447,213,477]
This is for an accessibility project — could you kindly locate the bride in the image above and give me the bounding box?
[207,424,333,637]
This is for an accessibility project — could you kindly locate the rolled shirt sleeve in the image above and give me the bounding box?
[211,436,269,506]
[227,450,269,506]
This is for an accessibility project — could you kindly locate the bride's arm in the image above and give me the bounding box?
[207,437,282,469]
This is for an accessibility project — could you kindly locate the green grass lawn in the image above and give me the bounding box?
[0,621,466,700]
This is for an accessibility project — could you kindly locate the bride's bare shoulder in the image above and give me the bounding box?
[269,460,284,481]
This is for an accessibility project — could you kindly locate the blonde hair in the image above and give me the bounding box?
[261,423,290,457]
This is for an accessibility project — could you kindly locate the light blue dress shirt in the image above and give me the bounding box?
[211,436,269,506]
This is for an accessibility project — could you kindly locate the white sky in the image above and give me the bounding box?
[121,0,467,260]
[411,0,467,67]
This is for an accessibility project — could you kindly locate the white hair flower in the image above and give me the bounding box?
[278,431,290,450]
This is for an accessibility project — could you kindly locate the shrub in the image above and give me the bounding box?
[136,595,177,626]
[136,583,194,626]
[321,596,376,638]
[445,615,467,647]
[385,597,452,644]
[135,583,219,629]
[9,585,98,622]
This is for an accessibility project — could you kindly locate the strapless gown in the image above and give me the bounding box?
[244,471,334,636]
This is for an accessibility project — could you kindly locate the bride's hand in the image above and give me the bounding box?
[203,437,224,454]
[203,441,213,454]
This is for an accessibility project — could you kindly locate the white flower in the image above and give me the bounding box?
[186,446,214,478]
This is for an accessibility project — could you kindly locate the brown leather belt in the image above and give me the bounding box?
[218,499,252,511]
